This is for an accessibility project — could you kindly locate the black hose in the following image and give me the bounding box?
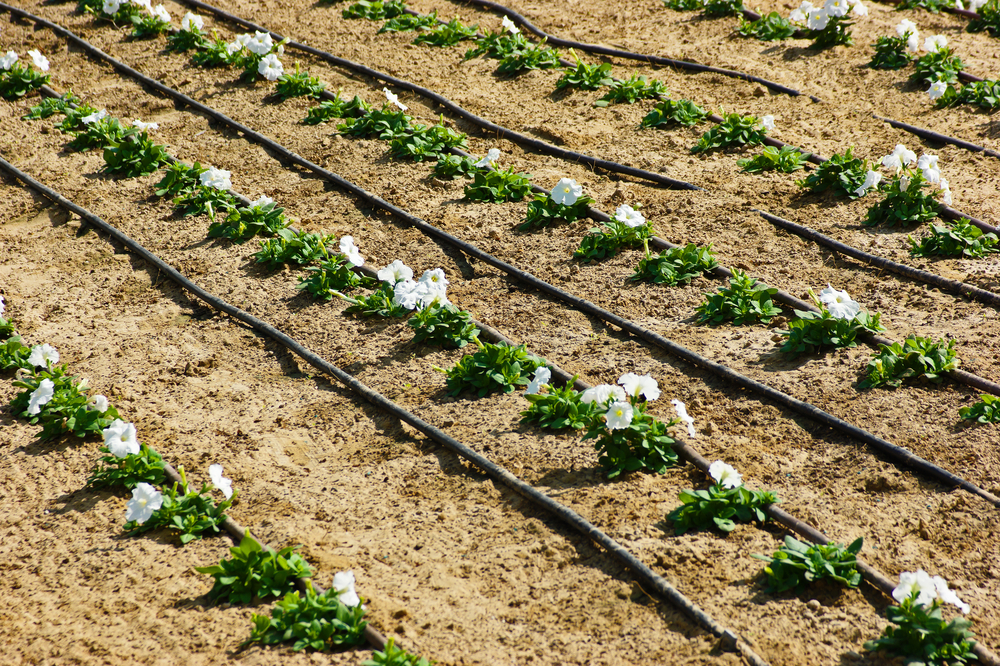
[874,114,1000,161]
[0,154,770,666]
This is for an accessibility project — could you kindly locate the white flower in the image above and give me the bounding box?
[550,178,583,206]
[614,204,646,228]
[893,569,938,606]
[671,399,696,438]
[917,153,940,184]
[501,15,520,34]
[618,372,660,401]
[900,175,911,191]
[126,483,163,524]
[250,195,274,209]
[854,169,882,197]
[1,51,18,71]
[760,115,775,132]
[580,384,627,405]
[339,236,364,267]
[851,2,868,16]
[103,419,140,458]
[103,0,121,15]
[923,34,947,53]
[708,460,742,488]
[132,119,158,132]
[896,19,917,37]
[130,0,152,12]
[246,30,273,56]
[882,144,917,170]
[525,367,551,395]
[209,463,234,499]
[807,8,830,30]
[27,50,49,72]
[790,1,813,21]
[933,576,970,614]
[818,284,861,320]
[906,32,921,53]
[276,44,285,57]
[968,0,987,11]
[938,178,952,206]
[151,4,170,23]
[377,259,414,286]
[824,0,850,17]
[181,11,203,31]
[0,294,5,316]
[955,0,964,8]
[332,570,362,607]
[418,268,449,292]
[392,279,421,310]
[27,379,55,416]
[383,87,407,111]
[474,148,501,168]
[81,109,107,125]
[199,166,232,191]
[88,394,110,413]
[927,80,948,100]
[27,343,59,368]
[604,401,634,430]
[258,53,283,81]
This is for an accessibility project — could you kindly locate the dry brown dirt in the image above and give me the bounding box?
[1,0,999,664]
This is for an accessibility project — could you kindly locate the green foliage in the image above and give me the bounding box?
[595,73,669,106]
[520,380,599,430]
[862,336,959,388]
[753,536,863,593]
[87,442,166,491]
[912,47,964,85]
[936,79,1000,111]
[432,154,478,180]
[208,200,289,242]
[303,93,372,125]
[696,268,782,325]
[664,0,704,10]
[244,584,367,652]
[583,400,679,478]
[296,256,363,301]
[67,116,125,152]
[897,0,956,12]
[362,638,431,666]
[703,0,744,17]
[21,92,80,120]
[865,592,977,666]
[443,339,546,397]
[195,532,313,605]
[960,394,1000,424]
[692,112,768,153]
[413,18,479,47]
[869,35,914,70]
[738,12,797,41]
[191,33,232,67]
[496,42,562,75]
[378,12,438,33]
[339,284,410,318]
[389,119,468,161]
[11,365,121,440]
[630,243,719,286]
[124,467,236,544]
[0,315,16,342]
[274,65,327,101]
[667,482,777,534]
[173,186,237,219]
[130,12,171,38]
[0,335,32,371]
[56,103,100,133]
[573,218,651,261]
[780,297,884,358]
[408,304,478,348]
[864,170,941,227]
[0,61,51,100]
[795,147,870,199]
[337,107,412,139]
[520,191,595,231]
[342,0,406,20]
[640,98,709,129]
[155,161,205,198]
[555,51,614,91]
[909,218,999,259]
[253,228,336,267]
[167,26,206,52]
[463,30,531,61]
[102,128,171,177]
[968,0,1000,36]
[463,166,532,202]
[807,15,854,49]
[738,145,810,174]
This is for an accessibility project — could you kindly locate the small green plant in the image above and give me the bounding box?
[967,0,1000,36]
[303,93,372,125]
[807,15,855,49]
[21,92,80,120]
[67,116,125,152]
[389,119,468,161]
[463,166,533,202]
[780,288,884,358]
[362,638,431,666]
[195,532,314,604]
[795,146,870,199]
[864,170,941,227]
[555,50,614,91]
[378,12,438,33]
[869,35,914,70]
[520,189,595,231]
[583,395,679,479]
[640,98,709,129]
[0,312,17,342]
[738,12,797,41]
[432,154,478,179]
[594,73,669,106]
[573,216,651,261]
[0,58,51,100]
[102,127,171,177]
[338,284,410,318]
[253,229,336,267]
[738,145,810,174]
[463,30,531,61]
[342,0,406,20]
[56,103,100,133]
[912,47,964,85]
[664,0,704,10]
[520,380,600,430]
[130,12,171,39]
[191,32,233,67]
[897,0,956,11]
[703,0,744,17]
[752,536,863,593]
[208,199,289,242]
[167,25,206,52]
[862,335,959,388]
[630,242,719,286]
[408,304,479,348]
[173,186,237,219]
[337,106,412,139]
[667,463,777,534]
[296,255,364,301]
[696,269,782,325]
[909,218,999,258]
[936,79,1000,111]
[413,18,478,47]
[960,394,1000,424]
[0,335,31,371]
[693,112,769,154]
[87,442,165,490]
[274,64,327,101]
[155,161,206,198]
[441,338,546,397]
[244,584,367,651]
[496,41,562,75]
[124,467,236,544]
[11,365,120,440]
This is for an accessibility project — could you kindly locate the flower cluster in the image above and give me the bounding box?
[790,0,866,47]
[521,177,595,230]
[0,49,51,100]
[878,143,951,205]
[893,570,970,614]
[222,30,286,81]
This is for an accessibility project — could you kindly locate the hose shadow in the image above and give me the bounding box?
[50,485,116,515]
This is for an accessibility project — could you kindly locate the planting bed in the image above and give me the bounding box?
[1,0,999,664]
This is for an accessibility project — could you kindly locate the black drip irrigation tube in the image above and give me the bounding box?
[0,155,772,666]
[875,114,1000,162]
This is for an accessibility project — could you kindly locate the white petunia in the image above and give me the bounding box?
[760,115,775,132]
[0,52,15,73]
[132,119,159,132]
[604,401,634,430]
[0,294,5,316]
[27,343,59,368]
[882,144,916,171]
[525,367,551,395]
[618,372,660,401]
[209,463,234,499]
[27,50,49,72]
[807,8,830,30]
[671,399,696,438]
[938,178,952,206]
[125,483,163,525]
[900,175,911,191]
[131,0,152,12]
[893,569,938,606]
[200,166,232,191]
[474,148,501,168]
[383,87,407,111]
[151,4,170,23]
[907,32,921,53]
[819,284,861,320]
[896,19,917,37]
[708,460,742,488]
[332,571,362,608]
[103,0,121,15]
[933,576,970,614]
[418,268,448,292]
[614,204,646,228]
[968,0,987,10]
[854,169,882,197]
[917,153,940,184]
[377,259,414,286]
[550,177,583,206]
[790,1,813,21]
[580,384,627,405]
[927,80,948,100]
[391,279,421,310]
[923,34,947,53]
[27,379,55,416]
[339,236,364,268]
[258,53,283,81]
[88,394,110,413]
[250,195,274,209]
[81,109,107,125]
[501,15,520,34]
[824,0,850,17]
[246,30,273,56]
[103,419,140,458]
[851,2,868,16]
[181,11,203,32]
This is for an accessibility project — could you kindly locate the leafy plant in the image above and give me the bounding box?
[862,335,959,388]
[738,12,797,41]
[640,98,709,129]
[191,32,233,67]
[0,314,17,342]
[296,255,364,300]
[408,304,478,348]
[389,119,468,161]
[496,41,562,75]
[664,0,704,10]
[67,116,125,152]
[630,242,719,286]
[274,64,326,101]
[154,161,205,198]
[244,584,367,651]
[362,638,431,666]
[195,532,313,604]
[337,106,412,139]
[124,466,236,544]
[780,289,884,358]
[807,15,855,49]
[442,338,546,397]
[667,482,777,534]
[56,103,101,133]
[0,60,51,100]
[696,269,782,325]
[303,93,372,125]
[960,394,1000,424]
[520,380,599,430]
[173,186,237,219]
[463,30,531,61]
[967,0,1000,36]
[936,79,1000,111]
[339,284,410,317]
[752,536,863,593]
[463,166,532,202]
[342,0,406,20]
[909,218,999,258]
[555,50,614,91]
[912,47,964,85]
[413,18,478,47]
[573,217,651,261]
[738,145,810,174]
[167,25,206,52]
[130,12,171,39]
[595,73,669,106]
[378,12,438,33]
[897,0,956,12]
[864,169,941,227]
[253,228,336,267]
[0,335,32,371]
[865,589,977,666]
[208,199,289,242]
[692,112,768,153]
[703,0,744,17]
[583,398,679,478]
[21,92,80,120]
[102,128,171,177]
[11,365,121,440]
[795,147,870,199]
[87,442,166,491]
[869,35,914,70]
[520,191,595,231]
[432,154,478,179]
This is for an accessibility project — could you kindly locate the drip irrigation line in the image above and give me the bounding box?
[875,114,1000,161]
[0,155,770,666]
[14,8,1000,508]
